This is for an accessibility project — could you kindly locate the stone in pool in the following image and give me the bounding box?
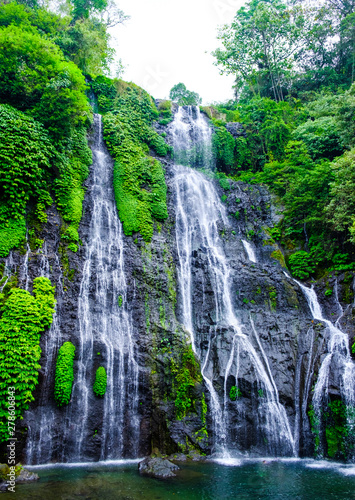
[138,457,179,478]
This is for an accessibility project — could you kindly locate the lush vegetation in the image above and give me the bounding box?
[54,342,76,407]
[93,76,169,241]
[0,0,99,257]
[170,345,202,420]
[211,0,355,278]
[169,83,202,106]
[0,278,55,442]
[93,366,107,397]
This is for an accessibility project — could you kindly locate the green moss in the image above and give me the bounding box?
[324,400,348,459]
[271,249,286,267]
[54,341,76,407]
[229,386,242,401]
[118,295,123,307]
[308,405,321,455]
[268,286,277,310]
[0,277,56,442]
[171,345,202,420]
[93,366,107,397]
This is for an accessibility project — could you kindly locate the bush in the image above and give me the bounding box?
[0,277,55,442]
[0,25,91,140]
[93,366,107,397]
[213,127,235,173]
[54,342,76,407]
[101,82,169,242]
[288,251,315,280]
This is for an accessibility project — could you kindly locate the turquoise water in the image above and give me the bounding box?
[10,459,355,499]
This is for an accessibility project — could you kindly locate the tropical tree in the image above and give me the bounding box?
[213,0,313,100]
[169,83,202,106]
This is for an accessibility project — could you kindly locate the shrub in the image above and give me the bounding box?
[101,82,169,242]
[0,277,55,442]
[54,342,76,407]
[93,366,107,397]
[0,25,91,140]
[213,127,235,173]
[288,251,315,280]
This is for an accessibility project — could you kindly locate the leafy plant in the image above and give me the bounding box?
[93,366,107,397]
[288,251,315,280]
[54,342,76,407]
[0,277,55,442]
[230,386,242,401]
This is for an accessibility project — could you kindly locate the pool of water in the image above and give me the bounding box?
[9,458,355,499]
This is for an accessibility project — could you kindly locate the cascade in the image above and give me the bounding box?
[242,240,257,263]
[294,277,355,453]
[25,247,64,464]
[25,115,139,463]
[62,114,139,461]
[170,106,295,457]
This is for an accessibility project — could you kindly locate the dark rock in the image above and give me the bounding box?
[16,467,39,483]
[138,457,179,478]
[226,122,246,138]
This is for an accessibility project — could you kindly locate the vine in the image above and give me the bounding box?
[0,278,55,442]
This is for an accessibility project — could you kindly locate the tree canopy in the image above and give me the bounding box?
[169,83,202,106]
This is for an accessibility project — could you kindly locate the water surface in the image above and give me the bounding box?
[11,459,355,499]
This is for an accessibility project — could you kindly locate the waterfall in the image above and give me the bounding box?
[295,278,355,450]
[62,114,139,461]
[25,247,64,464]
[25,114,139,463]
[242,240,257,263]
[170,106,295,457]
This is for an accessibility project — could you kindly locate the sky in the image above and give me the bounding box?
[110,0,246,105]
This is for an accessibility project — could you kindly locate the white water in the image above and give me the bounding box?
[295,280,355,409]
[63,115,139,461]
[25,246,64,464]
[171,106,214,170]
[171,107,295,457]
[284,273,355,456]
[242,240,257,263]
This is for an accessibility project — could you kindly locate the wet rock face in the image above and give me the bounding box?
[2,115,354,464]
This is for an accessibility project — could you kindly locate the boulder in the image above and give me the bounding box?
[138,456,179,479]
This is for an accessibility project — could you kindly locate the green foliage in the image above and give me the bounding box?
[292,116,343,161]
[325,149,355,244]
[169,83,201,106]
[118,295,123,307]
[0,25,91,140]
[229,386,242,401]
[93,366,107,397]
[158,100,173,125]
[216,172,231,191]
[54,341,76,407]
[268,286,277,309]
[0,277,55,442]
[54,126,92,230]
[213,127,235,172]
[171,345,202,420]
[325,289,333,297]
[99,80,168,242]
[324,400,348,459]
[288,251,315,280]
[0,104,55,255]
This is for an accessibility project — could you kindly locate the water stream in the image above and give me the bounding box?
[170,106,295,457]
[62,114,139,461]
